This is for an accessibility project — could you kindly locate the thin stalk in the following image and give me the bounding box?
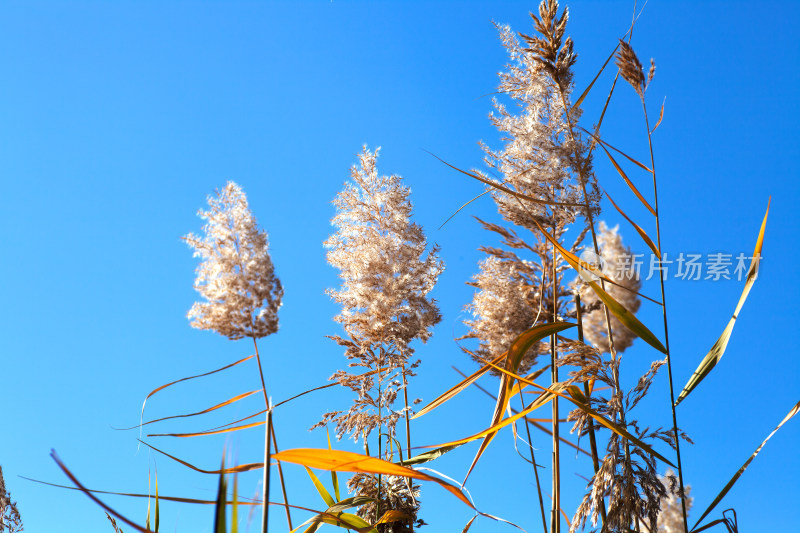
[550,223,561,533]
[269,426,293,530]
[574,294,607,526]
[252,337,271,533]
[376,349,383,525]
[401,362,414,533]
[518,381,548,533]
[641,96,689,533]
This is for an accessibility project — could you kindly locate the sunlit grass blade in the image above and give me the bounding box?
[439,187,492,230]
[214,457,228,533]
[231,473,238,533]
[424,150,584,208]
[376,510,412,526]
[402,444,461,466]
[413,350,509,419]
[148,420,265,438]
[604,188,660,256]
[291,511,377,533]
[304,466,335,507]
[273,448,475,510]
[139,440,263,474]
[676,199,770,405]
[692,400,799,531]
[326,427,341,501]
[154,468,159,533]
[119,390,260,431]
[586,279,667,354]
[50,450,151,533]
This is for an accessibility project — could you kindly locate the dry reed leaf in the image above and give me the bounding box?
[120,390,260,431]
[692,399,799,530]
[148,419,265,438]
[413,350,509,419]
[273,448,475,509]
[676,199,770,405]
[597,142,656,216]
[139,440,263,474]
[463,322,575,482]
[579,127,653,173]
[425,150,585,208]
[604,189,660,256]
[50,451,152,533]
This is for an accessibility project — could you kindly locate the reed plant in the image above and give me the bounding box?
[37,2,798,533]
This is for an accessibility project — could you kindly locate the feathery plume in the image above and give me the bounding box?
[0,466,23,533]
[576,222,642,354]
[320,146,443,531]
[616,40,646,98]
[183,181,283,340]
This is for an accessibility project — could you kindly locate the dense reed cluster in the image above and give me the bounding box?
[37,2,791,533]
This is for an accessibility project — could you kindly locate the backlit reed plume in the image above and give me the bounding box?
[184,181,283,340]
[576,222,642,354]
[320,146,443,531]
[0,466,23,533]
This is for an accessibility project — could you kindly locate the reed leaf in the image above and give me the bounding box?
[676,199,770,405]
[376,510,413,525]
[139,440,263,474]
[604,188,660,256]
[50,451,152,533]
[573,42,620,111]
[304,467,335,508]
[413,350,509,419]
[692,400,799,531]
[579,127,653,173]
[148,420,265,439]
[273,448,475,510]
[586,279,667,354]
[214,458,227,533]
[463,322,575,482]
[597,142,656,216]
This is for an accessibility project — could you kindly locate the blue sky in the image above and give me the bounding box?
[1,1,798,532]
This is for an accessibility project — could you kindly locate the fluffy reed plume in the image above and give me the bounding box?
[640,470,693,533]
[183,181,283,340]
[0,466,23,533]
[462,219,579,373]
[347,474,424,532]
[320,146,443,530]
[576,222,642,354]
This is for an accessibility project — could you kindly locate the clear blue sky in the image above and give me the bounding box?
[1,1,798,532]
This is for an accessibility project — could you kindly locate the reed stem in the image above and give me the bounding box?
[641,96,689,533]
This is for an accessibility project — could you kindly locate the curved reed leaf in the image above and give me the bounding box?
[214,457,227,533]
[579,127,653,173]
[119,390,260,431]
[139,440,263,474]
[464,322,576,482]
[304,467,335,508]
[586,279,667,354]
[692,400,799,531]
[273,448,475,509]
[376,510,413,525]
[597,142,656,216]
[676,199,770,405]
[413,350,509,419]
[148,419,265,438]
[573,42,620,111]
[424,150,584,208]
[50,451,151,533]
